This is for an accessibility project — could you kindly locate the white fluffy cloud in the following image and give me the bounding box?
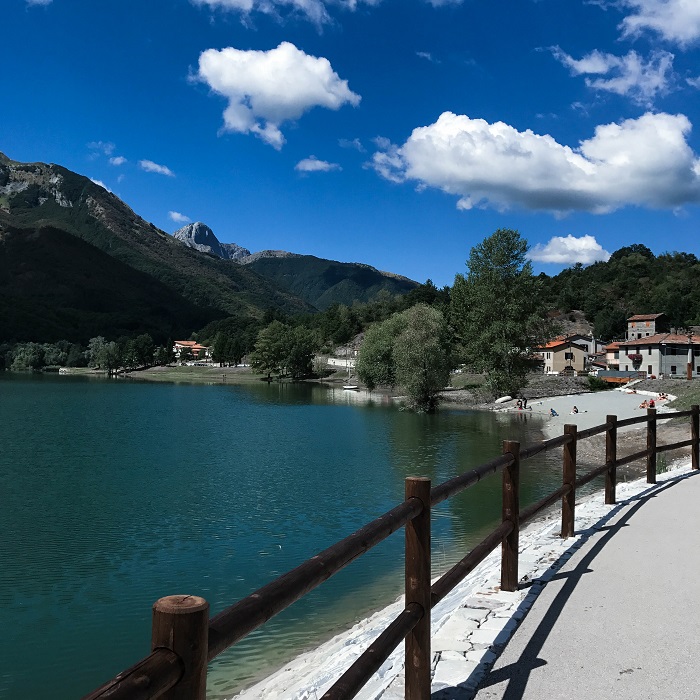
[169,211,191,223]
[620,0,700,47]
[551,48,675,106]
[109,156,127,166]
[139,160,175,176]
[295,156,341,172]
[529,235,611,264]
[371,111,700,214]
[26,0,53,6]
[196,42,360,149]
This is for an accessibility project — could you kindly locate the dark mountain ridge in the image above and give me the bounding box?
[0,153,313,343]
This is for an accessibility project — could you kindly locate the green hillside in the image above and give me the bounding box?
[0,154,314,342]
[244,255,418,310]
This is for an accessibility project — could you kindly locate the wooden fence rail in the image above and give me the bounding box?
[83,405,700,700]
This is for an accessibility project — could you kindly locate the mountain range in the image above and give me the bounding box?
[173,221,418,310]
[0,153,417,343]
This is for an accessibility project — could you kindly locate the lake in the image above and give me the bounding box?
[0,373,560,699]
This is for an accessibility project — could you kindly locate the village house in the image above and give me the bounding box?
[538,337,589,375]
[605,341,622,370]
[626,313,669,340]
[173,340,211,362]
[617,332,700,378]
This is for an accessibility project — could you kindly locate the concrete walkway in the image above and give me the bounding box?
[470,469,700,700]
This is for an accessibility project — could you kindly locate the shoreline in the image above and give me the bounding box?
[227,455,695,700]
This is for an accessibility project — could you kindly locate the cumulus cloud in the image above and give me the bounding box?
[191,0,381,25]
[26,0,53,6]
[169,211,191,223]
[529,235,611,264]
[620,0,700,47]
[370,111,700,214]
[196,41,360,149]
[295,156,341,172]
[551,47,675,106]
[109,156,127,166]
[139,160,175,176]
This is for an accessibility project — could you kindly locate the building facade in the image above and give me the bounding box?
[618,333,700,378]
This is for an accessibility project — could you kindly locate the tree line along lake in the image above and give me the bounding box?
[2,372,564,699]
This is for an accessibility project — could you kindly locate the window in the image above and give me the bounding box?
[645,333,649,337]
[564,352,574,360]
[648,347,652,355]
[671,365,677,374]
[637,333,641,339]
[625,365,629,371]
[614,351,619,359]
[546,352,551,359]
[648,365,652,374]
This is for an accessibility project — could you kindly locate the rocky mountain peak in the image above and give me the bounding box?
[172,222,250,261]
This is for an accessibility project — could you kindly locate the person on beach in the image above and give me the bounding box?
[639,400,648,409]
[550,408,559,417]
[649,398,655,408]
[571,406,579,414]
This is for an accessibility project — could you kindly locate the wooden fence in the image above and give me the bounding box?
[83,405,700,700]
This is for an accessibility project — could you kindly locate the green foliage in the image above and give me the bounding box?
[245,255,418,310]
[587,375,611,392]
[356,304,451,411]
[543,247,700,338]
[250,320,319,379]
[10,342,45,370]
[451,229,551,397]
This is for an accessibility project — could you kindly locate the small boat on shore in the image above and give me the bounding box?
[343,385,359,391]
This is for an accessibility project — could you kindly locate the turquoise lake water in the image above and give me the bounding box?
[0,374,561,699]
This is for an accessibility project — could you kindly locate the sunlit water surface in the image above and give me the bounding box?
[0,374,561,699]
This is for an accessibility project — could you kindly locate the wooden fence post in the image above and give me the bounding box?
[405,477,431,700]
[647,407,657,484]
[501,441,520,593]
[692,405,699,471]
[605,415,617,505]
[152,595,209,700]
[561,425,577,538]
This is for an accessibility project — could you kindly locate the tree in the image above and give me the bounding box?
[10,343,45,371]
[356,304,451,411]
[250,321,319,379]
[250,320,288,379]
[451,229,550,397]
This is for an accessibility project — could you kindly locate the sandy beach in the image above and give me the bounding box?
[495,385,675,439]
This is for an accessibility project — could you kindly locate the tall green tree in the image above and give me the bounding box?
[451,229,549,397]
[356,304,451,412]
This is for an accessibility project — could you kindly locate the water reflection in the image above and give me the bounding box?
[0,374,562,700]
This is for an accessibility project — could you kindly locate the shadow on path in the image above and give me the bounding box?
[431,470,698,699]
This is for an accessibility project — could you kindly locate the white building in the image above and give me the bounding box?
[618,332,700,378]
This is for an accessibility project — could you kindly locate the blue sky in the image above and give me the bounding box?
[4,0,700,286]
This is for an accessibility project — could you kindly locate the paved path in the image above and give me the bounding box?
[470,469,700,700]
